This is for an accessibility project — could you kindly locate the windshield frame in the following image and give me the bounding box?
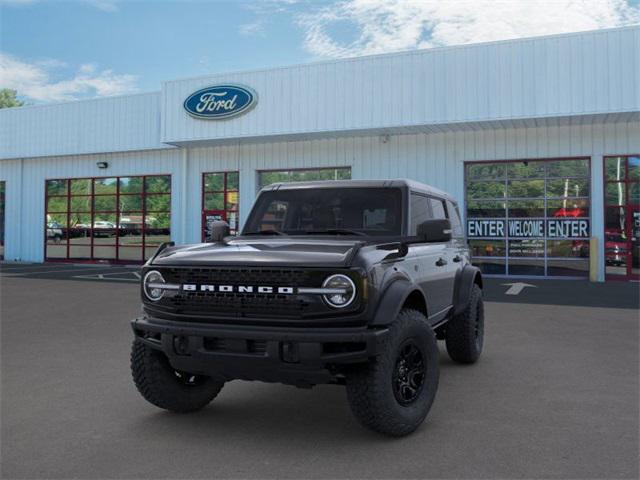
[242,186,409,238]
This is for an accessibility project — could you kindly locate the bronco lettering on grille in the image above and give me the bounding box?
[182,284,295,294]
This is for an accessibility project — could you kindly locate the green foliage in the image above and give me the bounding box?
[0,89,24,109]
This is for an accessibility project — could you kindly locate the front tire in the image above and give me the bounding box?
[131,340,224,413]
[445,283,484,364]
[346,309,439,436]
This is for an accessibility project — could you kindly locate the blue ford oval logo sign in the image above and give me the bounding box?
[183,84,257,120]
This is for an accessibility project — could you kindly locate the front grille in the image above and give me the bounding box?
[164,267,312,286]
[155,267,330,319]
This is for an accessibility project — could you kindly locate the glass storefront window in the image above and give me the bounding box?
[507,161,545,179]
[466,181,505,199]
[629,156,640,181]
[547,159,590,178]
[605,157,626,181]
[468,240,506,257]
[202,171,240,238]
[605,183,626,206]
[507,200,545,218]
[0,181,4,260]
[508,240,545,257]
[466,200,506,218]
[603,155,640,280]
[547,240,589,258]
[546,179,589,197]
[45,175,171,263]
[465,158,591,277]
[507,179,545,198]
[466,163,506,181]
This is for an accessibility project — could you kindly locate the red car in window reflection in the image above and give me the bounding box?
[553,207,585,218]
[605,230,628,266]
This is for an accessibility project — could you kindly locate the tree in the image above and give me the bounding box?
[0,89,24,109]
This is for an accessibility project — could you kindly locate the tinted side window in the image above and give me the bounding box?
[429,198,447,220]
[446,200,464,238]
[410,194,431,235]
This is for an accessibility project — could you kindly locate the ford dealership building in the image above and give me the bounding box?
[0,27,638,281]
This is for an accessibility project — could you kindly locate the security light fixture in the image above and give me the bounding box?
[96,162,108,169]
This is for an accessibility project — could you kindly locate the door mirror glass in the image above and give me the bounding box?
[417,219,452,243]
[207,220,230,242]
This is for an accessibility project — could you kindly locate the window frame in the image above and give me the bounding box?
[44,174,171,263]
[201,171,240,238]
[602,155,640,280]
[464,157,591,278]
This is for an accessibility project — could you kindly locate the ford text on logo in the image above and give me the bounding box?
[182,284,294,294]
[183,85,257,119]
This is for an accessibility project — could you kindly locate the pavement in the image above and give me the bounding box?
[1,263,639,479]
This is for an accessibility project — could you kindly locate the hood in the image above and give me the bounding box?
[151,237,365,268]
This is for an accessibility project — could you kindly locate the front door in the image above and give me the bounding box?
[202,210,226,242]
[604,156,639,280]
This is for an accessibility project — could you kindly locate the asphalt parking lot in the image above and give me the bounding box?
[1,263,639,479]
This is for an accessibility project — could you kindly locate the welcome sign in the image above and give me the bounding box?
[467,219,590,238]
[184,84,257,119]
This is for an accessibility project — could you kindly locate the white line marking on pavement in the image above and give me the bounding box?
[132,271,141,279]
[72,274,138,282]
[0,266,135,276]
[502,282,537,295]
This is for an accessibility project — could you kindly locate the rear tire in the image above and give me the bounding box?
[346,309,439,436]
[131,340,224,413]
[445,283,484,364]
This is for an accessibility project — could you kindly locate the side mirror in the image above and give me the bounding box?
[207,220,230,243]
[417,219,452,243]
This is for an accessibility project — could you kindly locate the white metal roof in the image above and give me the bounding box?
[1,26,638,160]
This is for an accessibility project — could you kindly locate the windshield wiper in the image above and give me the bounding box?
[303,229,366,236]
[242,230,287,236]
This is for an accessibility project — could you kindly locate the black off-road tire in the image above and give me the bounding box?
[131,340,224,413]
[345,309,439,436]
[445,283,484,364]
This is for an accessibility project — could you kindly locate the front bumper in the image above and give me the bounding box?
[131,316,388,386]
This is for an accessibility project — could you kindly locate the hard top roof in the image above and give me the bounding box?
[260,179,455,201]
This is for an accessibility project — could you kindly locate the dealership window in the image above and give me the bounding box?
[603,155,639,280]
[465,159,591,277]
[257,167,351,191]
[45,175,171,262]
[0,181,4,259]
[202,171,239,239]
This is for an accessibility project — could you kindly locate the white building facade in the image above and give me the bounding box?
[1,27,638,281]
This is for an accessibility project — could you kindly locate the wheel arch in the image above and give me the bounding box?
[453,264,483,316]
[370,279,428,327]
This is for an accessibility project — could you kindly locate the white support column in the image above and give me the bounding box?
[591,155,605,282]
[239,161,256,230]
[180,148,188,244]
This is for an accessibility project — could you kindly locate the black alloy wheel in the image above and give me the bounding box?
[392,340,425,405]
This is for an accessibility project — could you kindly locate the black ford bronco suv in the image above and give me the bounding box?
[131,180,484,436]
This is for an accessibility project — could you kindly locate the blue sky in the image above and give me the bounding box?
[1,0,639,103]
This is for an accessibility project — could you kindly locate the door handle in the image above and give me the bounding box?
[453,255,462,263]
[435,257,448,267]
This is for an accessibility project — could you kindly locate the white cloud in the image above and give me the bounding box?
[239,19,266,36]
[86,0,119,12]
[0,53,138,102]
[298,0,640,58]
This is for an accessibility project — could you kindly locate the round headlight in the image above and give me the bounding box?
[143,270,166,302]
[322,274,356,308]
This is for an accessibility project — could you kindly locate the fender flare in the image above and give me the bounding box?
[370,278,426,327]
[452,264,483,316]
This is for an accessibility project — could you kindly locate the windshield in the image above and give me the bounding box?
[243,187,403,236]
